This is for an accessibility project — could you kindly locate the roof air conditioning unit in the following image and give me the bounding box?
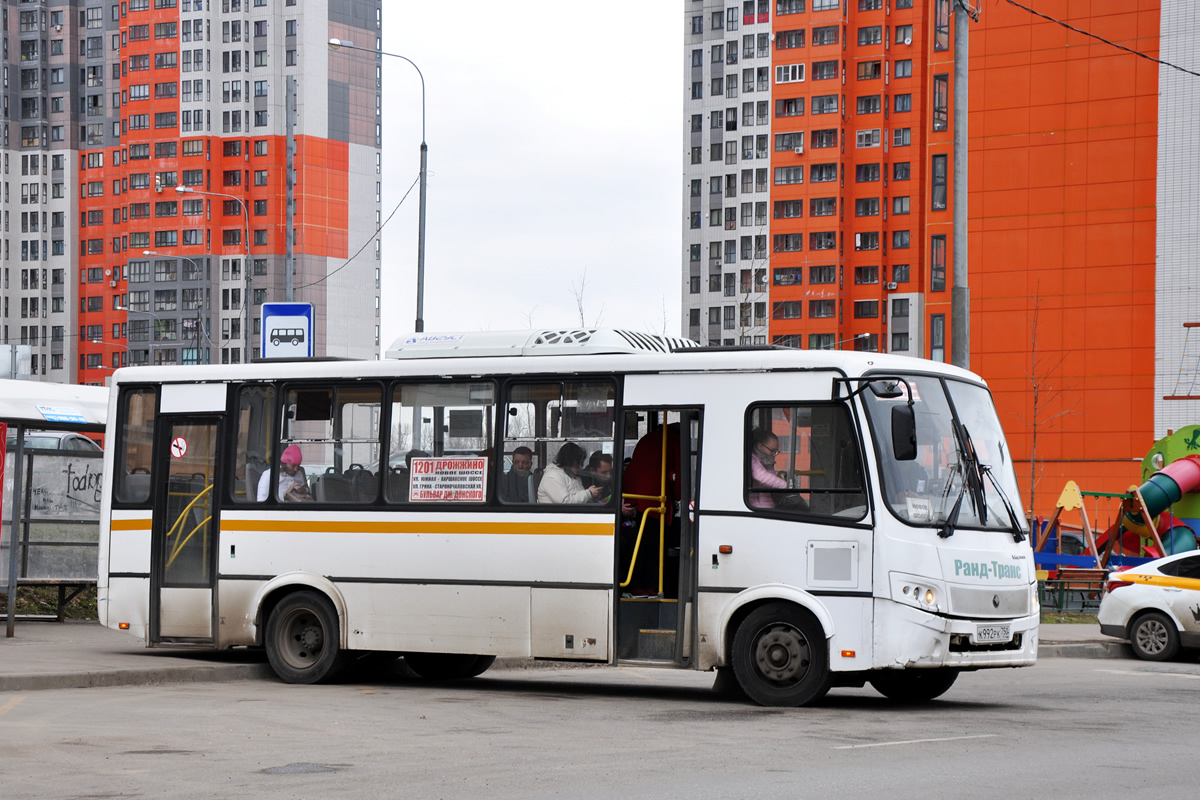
[793,145,804,154]
[886,282,898,290]
[110,280,117,288]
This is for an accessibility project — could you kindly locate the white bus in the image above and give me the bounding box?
[97,329,1037,706]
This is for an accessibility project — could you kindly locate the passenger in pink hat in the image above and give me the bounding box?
[257,444,310,502]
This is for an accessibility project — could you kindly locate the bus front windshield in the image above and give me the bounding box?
[862,375,1027,535]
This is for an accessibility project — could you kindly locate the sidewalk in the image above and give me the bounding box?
[0,620,1129,693]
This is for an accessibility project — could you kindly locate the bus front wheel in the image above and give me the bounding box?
[869,668,959,703]
[265,591,347,684]
[731,603,830,707]
[404,653,496,680]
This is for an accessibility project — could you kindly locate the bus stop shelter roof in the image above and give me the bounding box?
[0,379,108,432]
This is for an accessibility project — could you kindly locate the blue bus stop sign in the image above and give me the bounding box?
[261,302,314,359]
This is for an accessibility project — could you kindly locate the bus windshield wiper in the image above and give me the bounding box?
[980,464,1026,543]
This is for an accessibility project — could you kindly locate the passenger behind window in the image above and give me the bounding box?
[499,446,536,503]
[537,442,601,504]
[258,444,310,502]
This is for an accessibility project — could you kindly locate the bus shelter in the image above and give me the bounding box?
[1,379,108,637]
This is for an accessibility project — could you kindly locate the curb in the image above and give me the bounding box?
[0,662,276,693]
[1037,640,1132,659]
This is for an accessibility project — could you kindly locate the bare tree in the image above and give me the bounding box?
[570,268,605,328]
[520,305,538,329]
[1022,290,1074,518]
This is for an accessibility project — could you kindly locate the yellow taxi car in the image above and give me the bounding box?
[1098,551,1200,661]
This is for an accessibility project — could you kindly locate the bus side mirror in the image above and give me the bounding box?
[891,405,917,461]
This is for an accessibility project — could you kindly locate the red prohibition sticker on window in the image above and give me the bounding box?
[170,436,188,459]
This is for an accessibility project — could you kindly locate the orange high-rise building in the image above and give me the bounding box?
[682,1,1183,516]
[0,0,382,385]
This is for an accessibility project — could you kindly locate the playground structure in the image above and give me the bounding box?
[1034,428,1200,609]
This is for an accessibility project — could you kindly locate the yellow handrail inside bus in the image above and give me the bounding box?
[619,414,669,594]
[163,484,213,576]
[167,515,213,570]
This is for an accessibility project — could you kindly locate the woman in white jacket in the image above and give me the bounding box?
[537,442,602,504]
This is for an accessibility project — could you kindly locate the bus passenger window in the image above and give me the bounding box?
[387,382,496,504]
[280,384,383,504]
[231,385,275,504]
[745,404,867,519]
[115,387,157,505]
[502,381,616,506]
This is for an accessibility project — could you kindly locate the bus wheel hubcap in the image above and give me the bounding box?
[755,624,808,683]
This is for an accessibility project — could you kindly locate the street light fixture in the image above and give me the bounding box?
[329,37,428,333]
[175,186,251,361]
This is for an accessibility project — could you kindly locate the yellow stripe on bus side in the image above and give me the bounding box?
[1113,573,1200,592]
[110,518,152,531]
[218,520,614,536]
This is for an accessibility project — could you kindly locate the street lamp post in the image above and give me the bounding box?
[328,37,427,333]
[144,249,211,364]
[175,187,251,360]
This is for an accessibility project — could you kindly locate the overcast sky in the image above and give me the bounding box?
[373,3,682,351]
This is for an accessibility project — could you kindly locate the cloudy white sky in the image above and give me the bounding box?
[374,3,683,351]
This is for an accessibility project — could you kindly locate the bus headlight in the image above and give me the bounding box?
[890,572,946,614]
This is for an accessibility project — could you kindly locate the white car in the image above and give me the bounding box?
[1098,551,1200,661]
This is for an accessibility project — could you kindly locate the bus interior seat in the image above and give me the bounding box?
[345,466,378,502]
[313,473,355,502]
[122,471,153,503]
[387,467,410,502]
[244,457,268,502]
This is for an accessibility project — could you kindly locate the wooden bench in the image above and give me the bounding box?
[1040,568,1109,612]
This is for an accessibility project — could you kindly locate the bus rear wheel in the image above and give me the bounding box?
[869,668,959,703]
[731,603,830,707]
[404,653,496,680]
[265,591,347,684]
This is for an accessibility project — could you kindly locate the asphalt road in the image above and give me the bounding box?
[2,656,1198,800]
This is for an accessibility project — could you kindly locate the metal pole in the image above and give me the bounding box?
[6,428,25,637]
[415,142,427,333]
[951,0,971,370]
[286,76,297,303]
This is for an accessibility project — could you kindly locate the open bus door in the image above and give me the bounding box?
[149,416,222,644]
[616,408,700,666]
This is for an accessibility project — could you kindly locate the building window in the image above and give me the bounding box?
[857,61,881,81]
[894,94,912,113]
[891,332,910,352]
[896,25,914,45]
[809,300,835,318]
[773,234,803,253]
[894,162,911,181]
[893,196,911,215]
[932,154,948,210]
[893,230,910,249]
[810,197,836,217]
[810,265,836,284]
[931,235,947,291]
[933,74,949,130]
[810,232,836,251]
[855,129,880,148]
[775,64,804,84]
[812,95,838,115]
[774,166,804,185]
[854,300,879,319]
[854,198,880,217]
[774,200,803,219]
[935,0,950,50]
[776,29,805,49]
[930,314,946,361]
[855,163,880,182]
[810,163,837,183]
[854,232,880,251]
[893,264,910,283]
[857,26,883,46]
[772,301,802,320]
[893,127,911,147]
[812,26,839,46]
[855,266,878,284]
[774,267,802,286]
[856,95,881,115]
